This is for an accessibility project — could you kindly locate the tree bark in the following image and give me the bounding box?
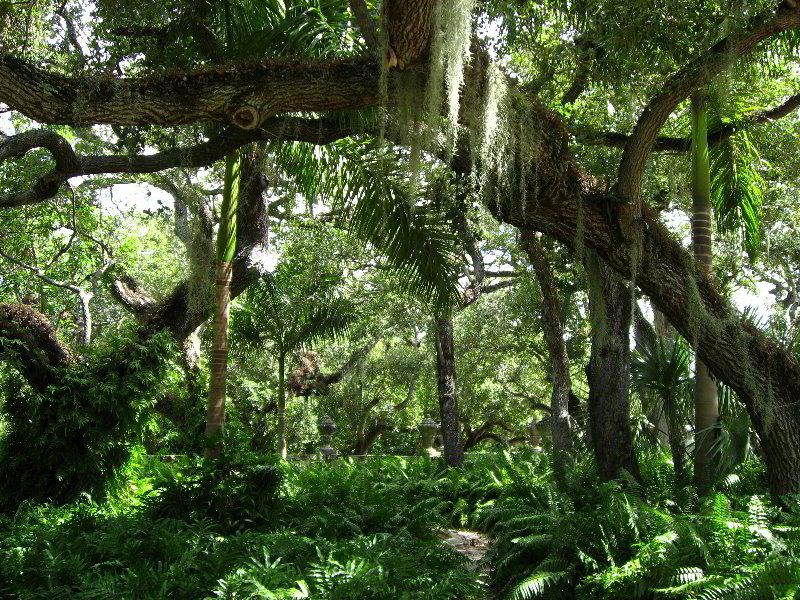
[585,250,641,482]
[520,232,573,470]
[691,93,719,494]
[204,152,240,458]
[277,350,287,458]
[435,314,463,467]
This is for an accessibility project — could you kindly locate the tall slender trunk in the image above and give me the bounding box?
[204,152,240,458]
[585,250,641,481]
[667,391,686,483]
[521,232,572,473]
[691,93,719,494]
[277,350,287,458]
[435,314,463,467]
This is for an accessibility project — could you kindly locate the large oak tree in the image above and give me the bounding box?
[1,0,800,495]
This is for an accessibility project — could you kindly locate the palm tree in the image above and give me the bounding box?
[204,151,241,457]
[690,92,718,494]
[632,332,692,482]
[231,244,357,458]
[690,92,766,492]
[201,0,427,457]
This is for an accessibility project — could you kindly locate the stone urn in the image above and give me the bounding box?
[417,417,441,458]
[318,415,338,460]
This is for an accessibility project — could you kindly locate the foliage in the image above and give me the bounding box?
[0,453,487,599]
[710,122,766,260]
[477,452,800,600]
[0,331,178,512]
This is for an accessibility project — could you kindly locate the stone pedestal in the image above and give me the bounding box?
[318,415,337,461]
[418,417,441,458]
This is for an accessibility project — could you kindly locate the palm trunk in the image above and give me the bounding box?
[204,152,240,458]
[435,314,463,467]
[521,232,572,472]
[691,93,719,494]
[277,350,287,458]
[585,250,641,481]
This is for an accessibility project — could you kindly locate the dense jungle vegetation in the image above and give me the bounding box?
[1,0,799,597]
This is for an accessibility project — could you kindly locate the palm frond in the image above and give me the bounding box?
[225,0,358,59]
[709,127,765,261]
[272,139,461,308]
[288,295,358,348]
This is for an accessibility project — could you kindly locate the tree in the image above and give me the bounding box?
[584,250,640,481]
[520,232,574,473]
[204,151,240,457]
[1,0,800,495]
[231,226,356,458]
[690,92,719,494]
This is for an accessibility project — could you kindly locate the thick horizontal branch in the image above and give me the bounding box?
[580,92,800,152]
[0,118,356,208]
[0,53,381,128]
[616,1,800,201]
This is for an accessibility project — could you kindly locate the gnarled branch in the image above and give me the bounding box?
[616,1,800,202]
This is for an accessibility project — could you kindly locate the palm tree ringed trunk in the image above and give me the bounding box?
[691,92,719,495]
[435,313,464,467]
[204,152,240,458]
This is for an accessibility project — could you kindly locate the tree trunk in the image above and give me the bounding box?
[204,152,240,458]
[585,250,641,482]
[435,314,463,467]
[691,93,719,494]
[667,392,686,483]
[521,232,573,472]
[277,350,287,458]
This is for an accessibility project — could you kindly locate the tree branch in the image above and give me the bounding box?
[0,248,94,344]
[579,92,800,152]
[349,0,379,53]
[616,1,800,202]
[0,54,381,128]
[0,118,356,208]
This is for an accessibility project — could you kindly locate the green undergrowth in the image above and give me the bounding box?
[478,451,800,599]
[0,451,494,599]
[1,450,797,599]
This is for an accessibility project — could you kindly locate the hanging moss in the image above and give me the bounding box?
[187,216,214,321]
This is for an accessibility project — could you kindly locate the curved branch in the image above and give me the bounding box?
[105,266,158,320]
[561,39,601,105]
[616,1,800,202]
[580,92,800,152]
[0,118,356,209]
[0,248,94,345]
[0,303,74,390]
